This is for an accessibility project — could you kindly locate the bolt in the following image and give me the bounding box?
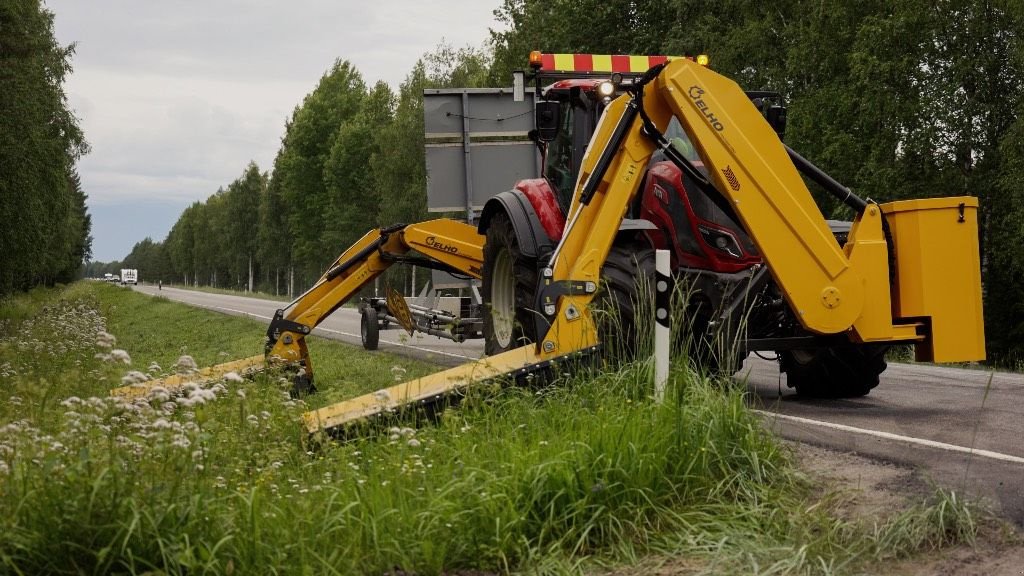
[544,304,556,316]
[543,341,555,353]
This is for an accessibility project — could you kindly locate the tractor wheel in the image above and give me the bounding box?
[596,244,657,363]
[780,345,888,398]
[361,306,380,351]
[482,213,538,355]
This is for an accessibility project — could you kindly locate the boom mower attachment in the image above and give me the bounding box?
[115,57,985,439]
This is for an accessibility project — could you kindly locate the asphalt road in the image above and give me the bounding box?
[135,283,1024,525]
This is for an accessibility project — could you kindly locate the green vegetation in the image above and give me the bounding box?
[0,0,91,295]
[0,283,984,574]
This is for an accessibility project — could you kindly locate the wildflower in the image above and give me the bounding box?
[96,331,116,348]
[390,365,407,382]
[374,389,391,403]
[174,355,198,374]
[246,415,259,427]
[148,387,170,403]
[110,349,132,364]
[60,397,81,408]
[120,371,150,385]
[224,371,244,383]
[147,362,162,374]
[236,389,246,399]
[407,438,421,448]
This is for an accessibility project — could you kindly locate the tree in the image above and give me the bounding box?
[0,0,90,294]
[225,162,265,291]
[274,60,367,285]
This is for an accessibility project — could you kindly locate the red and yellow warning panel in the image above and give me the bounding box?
[529,51,709,73]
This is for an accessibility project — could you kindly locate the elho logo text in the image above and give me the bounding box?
[688,86,725,132]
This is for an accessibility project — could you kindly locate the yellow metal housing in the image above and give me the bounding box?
[882,197,985,362]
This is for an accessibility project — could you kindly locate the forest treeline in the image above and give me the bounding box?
[0,1,91,294]
[15,0,1024,363]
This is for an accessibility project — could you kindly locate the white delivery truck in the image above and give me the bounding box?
[120,269,138,285]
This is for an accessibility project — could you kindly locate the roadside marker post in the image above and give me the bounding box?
[654,249,670,402]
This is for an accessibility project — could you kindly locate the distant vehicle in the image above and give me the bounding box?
[103,273,113,281]
[120,269,138,285]
[110,275,120,283]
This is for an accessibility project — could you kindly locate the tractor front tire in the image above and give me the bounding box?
[781,345,887,398]
[482,213,538,356]
[596,244,657,363]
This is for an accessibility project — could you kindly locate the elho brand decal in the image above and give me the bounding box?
[688,86,724,131]
[425,236,459,254]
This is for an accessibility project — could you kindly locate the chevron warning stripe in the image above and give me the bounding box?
[536,53,678,73]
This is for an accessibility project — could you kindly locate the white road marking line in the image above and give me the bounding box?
[758,410,1024,465]
[198,304,478,362]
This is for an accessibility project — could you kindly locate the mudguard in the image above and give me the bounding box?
[478,190,554,259]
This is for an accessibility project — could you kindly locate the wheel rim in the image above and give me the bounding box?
[491,249,514,348]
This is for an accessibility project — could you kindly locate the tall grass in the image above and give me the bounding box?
[0,283,981,574]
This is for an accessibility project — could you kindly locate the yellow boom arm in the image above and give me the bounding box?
[264,219,485,388]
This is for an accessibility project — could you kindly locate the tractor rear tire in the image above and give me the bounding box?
[781,345,887,398]
[361,306,380,351]
[597,244,657,363]
[482,213,538,356]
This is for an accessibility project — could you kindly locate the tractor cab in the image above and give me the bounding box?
[522,52,760,275]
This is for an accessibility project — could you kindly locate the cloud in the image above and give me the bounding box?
[46,0,504,259]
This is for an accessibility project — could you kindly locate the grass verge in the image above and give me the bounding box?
[0,282,986,574]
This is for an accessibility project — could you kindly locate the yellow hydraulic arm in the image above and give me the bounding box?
[304,57,984,435]
[263,219,485,390]
[111,219,485,399]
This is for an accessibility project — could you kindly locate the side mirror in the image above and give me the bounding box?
[535,101,560,142]
[766,105,787,139]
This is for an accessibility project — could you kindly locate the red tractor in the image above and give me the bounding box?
[477,53,881,397]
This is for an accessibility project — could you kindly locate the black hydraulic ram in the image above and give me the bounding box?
[785,145,868,215]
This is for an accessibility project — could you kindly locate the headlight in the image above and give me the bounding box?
[698,225,742,258]
[597,81,615,98]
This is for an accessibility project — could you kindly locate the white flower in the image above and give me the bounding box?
[120,371,149,385]
[236,389,246,399]
[223,371,244,383]
[174,355,198,374]
[407,438,421,448]
[95,331,116,348]
[374,389,391,403]
[110,349,132,364]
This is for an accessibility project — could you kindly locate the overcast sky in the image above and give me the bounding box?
[47,0,503,262]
